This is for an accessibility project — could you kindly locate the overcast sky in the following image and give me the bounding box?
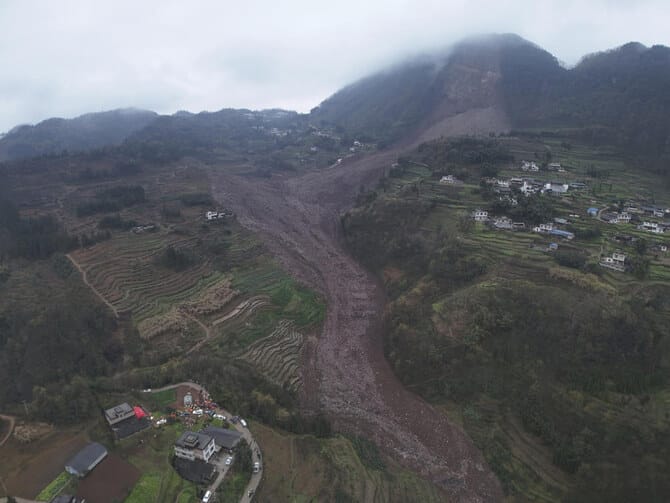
[1,0,669,132]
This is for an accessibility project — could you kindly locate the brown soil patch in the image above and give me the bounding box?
[12,421,53,443]
[1,429,88,498]
[77,454,141,503]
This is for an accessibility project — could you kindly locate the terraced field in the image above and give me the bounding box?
[68,224,323,369]
[253,422,446,502]
[69,231,223,323]
[211,296,269,327]
[239,320,304,392]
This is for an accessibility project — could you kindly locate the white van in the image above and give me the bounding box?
[202,490,212,503]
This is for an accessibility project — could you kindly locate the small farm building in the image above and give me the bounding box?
[65,442,108,478]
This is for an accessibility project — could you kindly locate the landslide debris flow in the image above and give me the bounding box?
[211,152,503,502]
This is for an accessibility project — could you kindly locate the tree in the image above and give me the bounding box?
[634,238,648,256]
[234,438,253,474]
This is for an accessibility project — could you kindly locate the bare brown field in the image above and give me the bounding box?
[76,454,141,503]
[0,429,88,498]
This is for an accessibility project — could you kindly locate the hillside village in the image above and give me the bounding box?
[455,158,670,275]
[26,383,261,503]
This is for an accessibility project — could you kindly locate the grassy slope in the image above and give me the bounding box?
[253,422,445,502]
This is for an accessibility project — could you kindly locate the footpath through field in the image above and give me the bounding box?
[66,253,119,318]
[0,414,15,447]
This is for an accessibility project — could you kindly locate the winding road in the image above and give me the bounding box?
[210,149,503,502]
[148,382,263,502]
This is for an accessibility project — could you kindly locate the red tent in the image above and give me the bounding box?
[133,406,146,419]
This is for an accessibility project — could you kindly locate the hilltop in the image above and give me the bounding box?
[0,108,157,161]
[312,34,670,169]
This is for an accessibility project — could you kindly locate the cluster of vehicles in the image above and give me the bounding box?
[191,407,224,418]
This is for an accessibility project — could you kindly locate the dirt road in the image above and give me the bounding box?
[66,253,119,318]
[210,150,503,502]
[0,414,15,447]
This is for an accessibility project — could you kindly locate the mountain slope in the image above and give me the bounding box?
[311,34,526,144]
[502,41,670,158]
[312,34,670,165]
[0,108,158,161]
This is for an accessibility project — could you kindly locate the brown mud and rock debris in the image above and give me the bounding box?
[210,149,504,502]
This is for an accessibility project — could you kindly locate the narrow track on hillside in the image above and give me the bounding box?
[210,149,504,502]
[66,253,119,318]
[182,312,212,355]
[0,413,16,447]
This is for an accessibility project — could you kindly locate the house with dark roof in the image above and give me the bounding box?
[104,403,135,425]
[201,425,242,452]
[104,403,151,440]
[175,431,216,463]
[65,442,108,478]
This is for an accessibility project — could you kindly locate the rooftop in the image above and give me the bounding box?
[109,414,151,440]
[104,402,135,425]
[201,426,243,450]
[65,442,108,475]
[176,431,213,451]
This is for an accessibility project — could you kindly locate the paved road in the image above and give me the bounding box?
[148,382,263,502]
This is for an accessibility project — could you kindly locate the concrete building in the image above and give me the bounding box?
[175,431,216,463]
[104,403,135,426]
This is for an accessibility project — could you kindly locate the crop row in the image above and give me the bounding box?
[137,307,189,340]
[180,277,239,317]
[211,296,269,327]
[129,270,225,322]
[239,320,304,392]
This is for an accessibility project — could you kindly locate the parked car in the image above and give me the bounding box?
[225,456,233,466]
[193,409,204,416]
[202,490,212,503]
[213,414,226,420]
[240,418,248,428]
[253,461,261,473]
